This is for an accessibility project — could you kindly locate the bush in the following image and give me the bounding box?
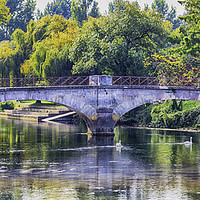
[119,100,200,129]
[0,101,14,111]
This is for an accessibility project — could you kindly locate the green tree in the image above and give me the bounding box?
[88,0,99,18]
[0,0,11,24]
[0,14,79,78]
[71,0,100,25]
[69,1,171,76]
[145,53,200,79]
[144,0,199,81]
[40,0,71,19]
[0,0,36,41]
[175,0,200,55]
[0,40,16,78]
[151,0,181,29]
[20,15,79,77]
[108,0,128,13]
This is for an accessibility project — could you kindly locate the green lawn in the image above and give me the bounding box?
[19,100,63,107]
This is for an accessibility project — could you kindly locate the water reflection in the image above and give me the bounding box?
[0,119,200,199]
[88,135,114,146]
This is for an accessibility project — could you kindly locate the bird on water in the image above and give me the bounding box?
[184,137,192,145]
[116,140,122,147]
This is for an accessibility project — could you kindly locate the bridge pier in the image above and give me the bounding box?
[89,75,116,135]
[94,108,115,135]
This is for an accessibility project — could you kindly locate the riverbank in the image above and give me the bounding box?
[118,125,200,133]
[117,100,200,130]
[0,100,76,122]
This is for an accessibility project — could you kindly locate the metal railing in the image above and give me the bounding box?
[0,76,199,88]
[0,76,89,87]
[112,76,200,88]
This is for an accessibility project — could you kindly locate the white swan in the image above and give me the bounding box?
[184,137,192,145]
[116,140,122,147]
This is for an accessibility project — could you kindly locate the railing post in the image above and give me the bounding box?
[89,75,112,86]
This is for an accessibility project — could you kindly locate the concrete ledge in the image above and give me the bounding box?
[0,113,40,121]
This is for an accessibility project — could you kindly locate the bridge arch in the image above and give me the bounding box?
[0,87,98,133]
[112,86,200,120]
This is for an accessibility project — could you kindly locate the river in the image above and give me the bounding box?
[0,118,200,200]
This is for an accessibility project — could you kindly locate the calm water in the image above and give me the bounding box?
[0,119,200,200]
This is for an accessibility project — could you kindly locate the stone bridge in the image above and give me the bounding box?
[0,75,200,135]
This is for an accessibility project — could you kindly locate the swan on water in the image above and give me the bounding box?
[116,140,122,147]
[184,137,192,145]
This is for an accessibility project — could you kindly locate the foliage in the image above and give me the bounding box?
[150,100,200,128]
[144,0,199,80]
[151,104,200,129]
[69,1,170,76]
[0,40,22,78]
[0,15,79,78]
[119,100,200,129]
[39,0,72,20]
[144,52,200,79]
[0,101,14,111]
[118,104,154,126]
[150,100,183,128]
[20,15,79,77]
[0,0,36,41]
[174,0,200,55]
[0,0,11,24]
[71,0,100,25]
[108,0,129,14]
[150,0,181,29]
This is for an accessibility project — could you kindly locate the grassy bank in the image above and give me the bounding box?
[0,100,63,111]
[118,100,200,129]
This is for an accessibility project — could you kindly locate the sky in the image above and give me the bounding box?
[36,0,185,16]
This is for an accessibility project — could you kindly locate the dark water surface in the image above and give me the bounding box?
[0,119,200,200]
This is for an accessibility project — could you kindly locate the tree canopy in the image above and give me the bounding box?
[40,0,72,19]
[150,0,181,29]
[145,0,199,79]
[176,0,200,55]
[0,0,199,81]
[0,0,36,41]
[0,0,11,24]
[70,1,171,76]
[71,0,100,25]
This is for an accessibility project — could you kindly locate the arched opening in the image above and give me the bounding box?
[115,99,200,129]
[0,99,92,132]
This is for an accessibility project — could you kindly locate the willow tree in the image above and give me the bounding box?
[20,15,79,77]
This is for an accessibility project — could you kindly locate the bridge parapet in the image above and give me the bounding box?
[0,75,199,88]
